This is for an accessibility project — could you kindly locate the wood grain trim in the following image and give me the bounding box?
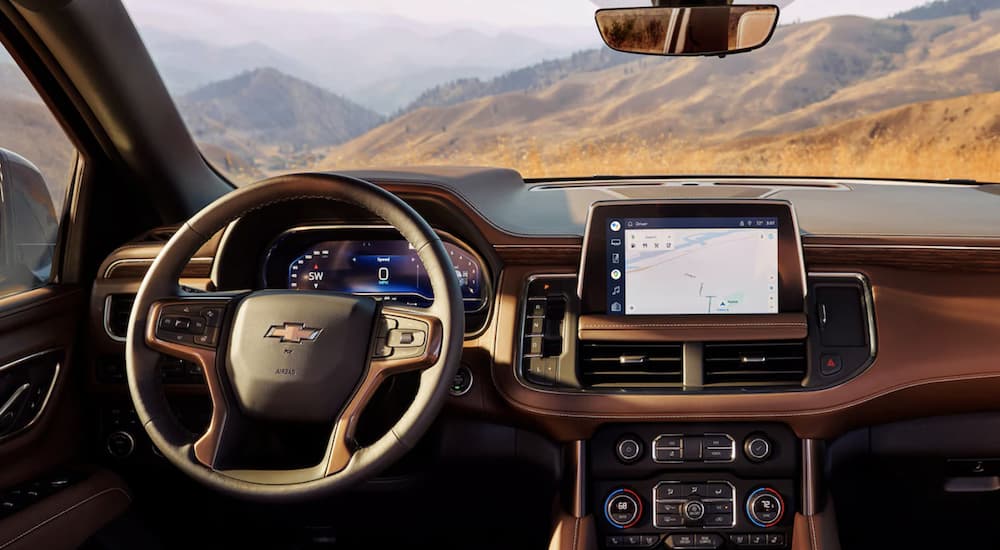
[578,313,808,342]
[103,258,213,280]
[804,244,1000,272]
[494,245,583,266]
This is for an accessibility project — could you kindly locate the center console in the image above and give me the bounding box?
[513,200,877,549]
[591,423,798,549]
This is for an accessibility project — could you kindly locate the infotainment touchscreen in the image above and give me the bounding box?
[608,217,778,315]
[578,201,805,316]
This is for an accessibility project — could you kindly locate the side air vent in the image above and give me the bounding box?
[703,341,807,387]
[579,342,683,388]
[133,227,177,243]
[105,294,136,340]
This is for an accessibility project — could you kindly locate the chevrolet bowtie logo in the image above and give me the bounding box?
[264,323,323,344]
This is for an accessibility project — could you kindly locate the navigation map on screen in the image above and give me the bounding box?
[606,217,779,315]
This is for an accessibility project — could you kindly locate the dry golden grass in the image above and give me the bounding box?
[322,131,1000,182]
[320,90,1000,183]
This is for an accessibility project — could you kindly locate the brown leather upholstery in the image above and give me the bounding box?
[547,513,598,550]
[0,470,130,550]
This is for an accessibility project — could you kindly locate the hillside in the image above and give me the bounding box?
[894,0,1000,20]
[400,49,635,114]
[179,68,383,181]
[0,63,76,211]
[319,10,1000,178]
[682,91,1000,180]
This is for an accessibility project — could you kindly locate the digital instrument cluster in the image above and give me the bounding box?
[265,227,487,312]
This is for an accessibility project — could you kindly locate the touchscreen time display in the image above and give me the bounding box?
[606,217,779,315]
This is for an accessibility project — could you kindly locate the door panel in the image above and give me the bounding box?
[0,286,83,490]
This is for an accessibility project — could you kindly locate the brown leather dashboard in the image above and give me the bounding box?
[89,177,1000,443]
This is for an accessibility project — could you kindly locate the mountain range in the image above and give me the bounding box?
[316,7,1000,180]
[126,0,599,114]
[178,68,384,181]
[1,0,999,196]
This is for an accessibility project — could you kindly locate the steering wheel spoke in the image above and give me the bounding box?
[325,305,444,476]
[144,294,245,468]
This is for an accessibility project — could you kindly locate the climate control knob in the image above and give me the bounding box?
[604,488,642,529]
[746,488,784,528]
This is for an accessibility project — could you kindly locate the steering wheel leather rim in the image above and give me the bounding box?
[125,173,465,501]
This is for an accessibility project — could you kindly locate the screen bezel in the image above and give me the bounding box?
[578,200,806,315]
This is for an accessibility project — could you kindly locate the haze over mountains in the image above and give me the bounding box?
[316,6,1000,180]
[0,0,998,197]
[126,0,600,114]
[179,68,383,177]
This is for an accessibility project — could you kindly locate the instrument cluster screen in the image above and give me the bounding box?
[286,239,484,311]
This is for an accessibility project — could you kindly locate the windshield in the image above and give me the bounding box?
[124,0,1000,184]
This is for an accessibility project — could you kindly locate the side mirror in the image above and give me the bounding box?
[595,4,779,57]
[0,148,58,294]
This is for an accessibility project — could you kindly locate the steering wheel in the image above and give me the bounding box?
[125,173,464,501]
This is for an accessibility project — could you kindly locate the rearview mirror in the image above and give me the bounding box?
[595,4,779,57]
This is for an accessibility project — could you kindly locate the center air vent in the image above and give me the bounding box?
[703,341,807,388]
[579,342,682,388]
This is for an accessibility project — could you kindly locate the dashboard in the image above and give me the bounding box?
[87,167,1000,550]
[262,226,488,312]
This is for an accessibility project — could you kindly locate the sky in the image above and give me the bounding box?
[197,0,932,28]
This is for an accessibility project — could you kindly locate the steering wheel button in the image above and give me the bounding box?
[375,317,398,338]
[388,329,425,348]
[201,307,223,327]
[193,333,216,347]
[372,338,393,358]
[190,317,207,334]
[169,333,194,344]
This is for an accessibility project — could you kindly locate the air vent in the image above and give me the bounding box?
[703,341,807,387]
[105,294,136,340]
[133,227,177,243]
[579,342,682,388]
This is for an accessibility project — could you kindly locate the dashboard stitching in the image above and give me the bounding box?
[0,487,131,549]
[581,323,806,329]
[491,371,1000,420]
